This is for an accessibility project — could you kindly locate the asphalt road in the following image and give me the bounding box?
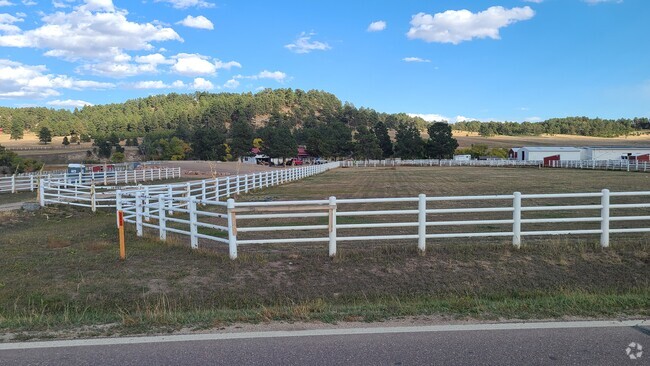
[1,321,648,366]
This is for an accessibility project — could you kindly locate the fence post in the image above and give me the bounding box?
[30,175,34,192]
[600,189,610,248]
[215,178,220,200]
[189,197,198,249]
[167,186,174,215]
[329,196,337,257]
[418,194,427,254]
[135,192,143,237]
[11,175,15,193]
[226,176,231,197]
[115,190,122,228]
[143,186,150,221]
[158,195,167,241]
[245,174,249,193]
[227,198,238,259]
[39,179,45,207]
[513,192,522,249]
[201,180,207,202]
[90,183,96,213]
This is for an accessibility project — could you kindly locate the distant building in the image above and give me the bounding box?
[508,148,521,160]
[517,147,582,163]
[582,147,650,161]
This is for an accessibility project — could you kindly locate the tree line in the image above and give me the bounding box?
[453,117,650,138]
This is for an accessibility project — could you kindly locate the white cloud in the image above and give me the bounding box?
[367,20,386,32]
[22,0,36,5]
[223,78,239,89]
[524,0,543,3]
[407,6,535,44]
[454,115,480,122]
[0,12,23,34]
[154,0,214,9]
[177,15,213,30]
[190,77,213,90]
[131,80,168,89]
[52,1,69,9]
[171,53,216,76]
[0,59,114,99]
[0,2,182,62]
[257,70,287,82]
[47,99,93,107]
[402,57,430,63]
[0,1,14,6]
[408,113,449,122]
[214,59,241,70]
[134,53,173,66]
[524,116,543,122]
[285,32,331,54]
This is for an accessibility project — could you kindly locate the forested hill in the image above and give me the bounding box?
[0,89,428,137]
[1,89,649,139]
[454,117,650,138]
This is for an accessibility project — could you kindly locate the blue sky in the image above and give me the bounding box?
[0,0,647,122]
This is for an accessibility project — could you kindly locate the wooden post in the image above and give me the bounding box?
[418,194,426,253]
[600,189,610,248]
[513,192,522,248]
[328,196,337,257]
[227,198,237,259]
[118,210,126,260]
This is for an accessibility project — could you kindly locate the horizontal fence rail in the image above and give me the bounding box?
[120,188,650,260]
[549,159,650,172]
[42,163,340,213]
[2,165,175,194]
[340,159,543,168]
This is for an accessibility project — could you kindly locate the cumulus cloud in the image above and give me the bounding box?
[0,1,14,6]
[407,6,535,44]
[524,116,543,122]
[223,78,239,89]
[154,0,214,9]
[524,0,543,3]
[177,15,213,30]
[367,20,386,32]
[214,59,241,70]
[0,59,114,99]
[402,57,430,63]
[22,0,36,5]
[0,12,23,34]
[171,53,216,76]
[408,113,449,122]
[131,80,169,89]
[0,1,182,61]
[190,77,213,90]
[236,70,287,83]
[285,32,331,54]
[47,99,93,107]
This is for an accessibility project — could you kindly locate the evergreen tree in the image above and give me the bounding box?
[191,127,227,160]
[354,126,382,159]
[229,117,254,159]
[38,127,52,144]
[394,123,424,158]
[62,136,70,146]
[373,121,393,158]
[425,122,458,159]
[10,120,23,140]
[258,125,298,163]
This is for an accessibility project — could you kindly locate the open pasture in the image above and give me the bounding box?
[1,166,648,339]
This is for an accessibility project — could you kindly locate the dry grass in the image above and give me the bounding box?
[0,167,648,339]
[451,131,650,148]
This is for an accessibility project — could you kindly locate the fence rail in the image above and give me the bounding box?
[120,187,650,260]
[3,167,181,194]
[549,159,649,172]
[340,159,543,168]
[41,163,340,213]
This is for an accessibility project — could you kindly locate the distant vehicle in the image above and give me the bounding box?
[314,158,328,165]
[287,158,303,166]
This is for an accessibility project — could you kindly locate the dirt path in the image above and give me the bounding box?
[0,202,25,212]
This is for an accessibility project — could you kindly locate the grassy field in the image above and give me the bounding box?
[0,167,648,340]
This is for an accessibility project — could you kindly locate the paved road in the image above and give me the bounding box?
[1,320,648,365]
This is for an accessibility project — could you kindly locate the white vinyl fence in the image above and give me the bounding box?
[2,166,180,194]
[41,163,340,213]
[341,159,543,168]
[119,188,650,260]
[549,160,650,172]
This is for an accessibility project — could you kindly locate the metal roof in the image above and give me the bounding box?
[520,147,581,152]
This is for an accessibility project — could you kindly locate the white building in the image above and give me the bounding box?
[582,147,650,161]
[518,147,582,162]
[453,154,471,161]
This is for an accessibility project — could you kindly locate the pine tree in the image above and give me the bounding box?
[38,127,52,144]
